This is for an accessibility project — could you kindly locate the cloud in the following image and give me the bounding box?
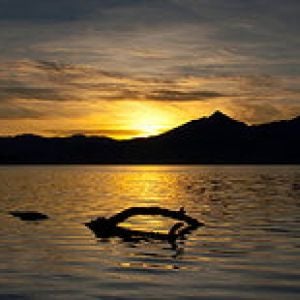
[0,86,71,101]
[0,59,299,127]
[0,102,45,120]
[0,60,130,102]
[0,59,227,103]
[0,0,100,21]
[1,0,299,80]
[148,90,224,101]
[0,0,199,24]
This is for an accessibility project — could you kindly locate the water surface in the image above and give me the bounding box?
[0,165,300,299]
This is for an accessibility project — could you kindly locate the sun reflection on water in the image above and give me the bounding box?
[1,166,300,299]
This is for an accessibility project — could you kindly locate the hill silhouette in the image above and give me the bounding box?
[0,111,299,164]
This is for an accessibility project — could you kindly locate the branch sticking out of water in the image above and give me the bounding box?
[85,206,204,242]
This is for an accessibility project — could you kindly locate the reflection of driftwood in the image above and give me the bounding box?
[85,206,203,242]
[10,211,49,221]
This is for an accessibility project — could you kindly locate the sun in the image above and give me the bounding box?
[128,103,173,137]
[138,123,162,136]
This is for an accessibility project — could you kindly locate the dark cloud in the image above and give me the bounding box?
[1,60,299,107]
[0,0,99,21]
[1,0,299,77]
[0,60,134,102]
[0,59,227,102]
[2,0,298,26]
[0,104,44,120]
[0,86,72,101]
[148,90,224,101]
[35,60,72,72]
[0,0,190,23]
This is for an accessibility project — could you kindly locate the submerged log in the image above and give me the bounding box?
[9,211,49,221]
[109,206,201,227]
[85,206,203,241]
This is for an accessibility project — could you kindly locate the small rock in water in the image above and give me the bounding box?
[9,211,49,221]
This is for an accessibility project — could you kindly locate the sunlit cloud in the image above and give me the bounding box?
[0,59,300,138]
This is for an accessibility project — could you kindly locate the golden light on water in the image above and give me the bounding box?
[103,165,196,233]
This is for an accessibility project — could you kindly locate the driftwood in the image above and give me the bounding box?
[85,206,203,242]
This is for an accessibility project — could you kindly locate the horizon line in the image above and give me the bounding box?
[0,111,299,141]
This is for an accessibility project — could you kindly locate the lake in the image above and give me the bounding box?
[0,165,300,299]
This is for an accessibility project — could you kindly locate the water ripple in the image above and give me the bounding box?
[0,165,300,299]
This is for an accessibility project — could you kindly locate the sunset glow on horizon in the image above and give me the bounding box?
[0,1,299,139]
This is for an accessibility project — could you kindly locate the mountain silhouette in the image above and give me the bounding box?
[0,111,299,164]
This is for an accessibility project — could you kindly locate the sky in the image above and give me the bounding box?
[0,0,299,139]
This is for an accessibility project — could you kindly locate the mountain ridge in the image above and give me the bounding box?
[0,112,299,164]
